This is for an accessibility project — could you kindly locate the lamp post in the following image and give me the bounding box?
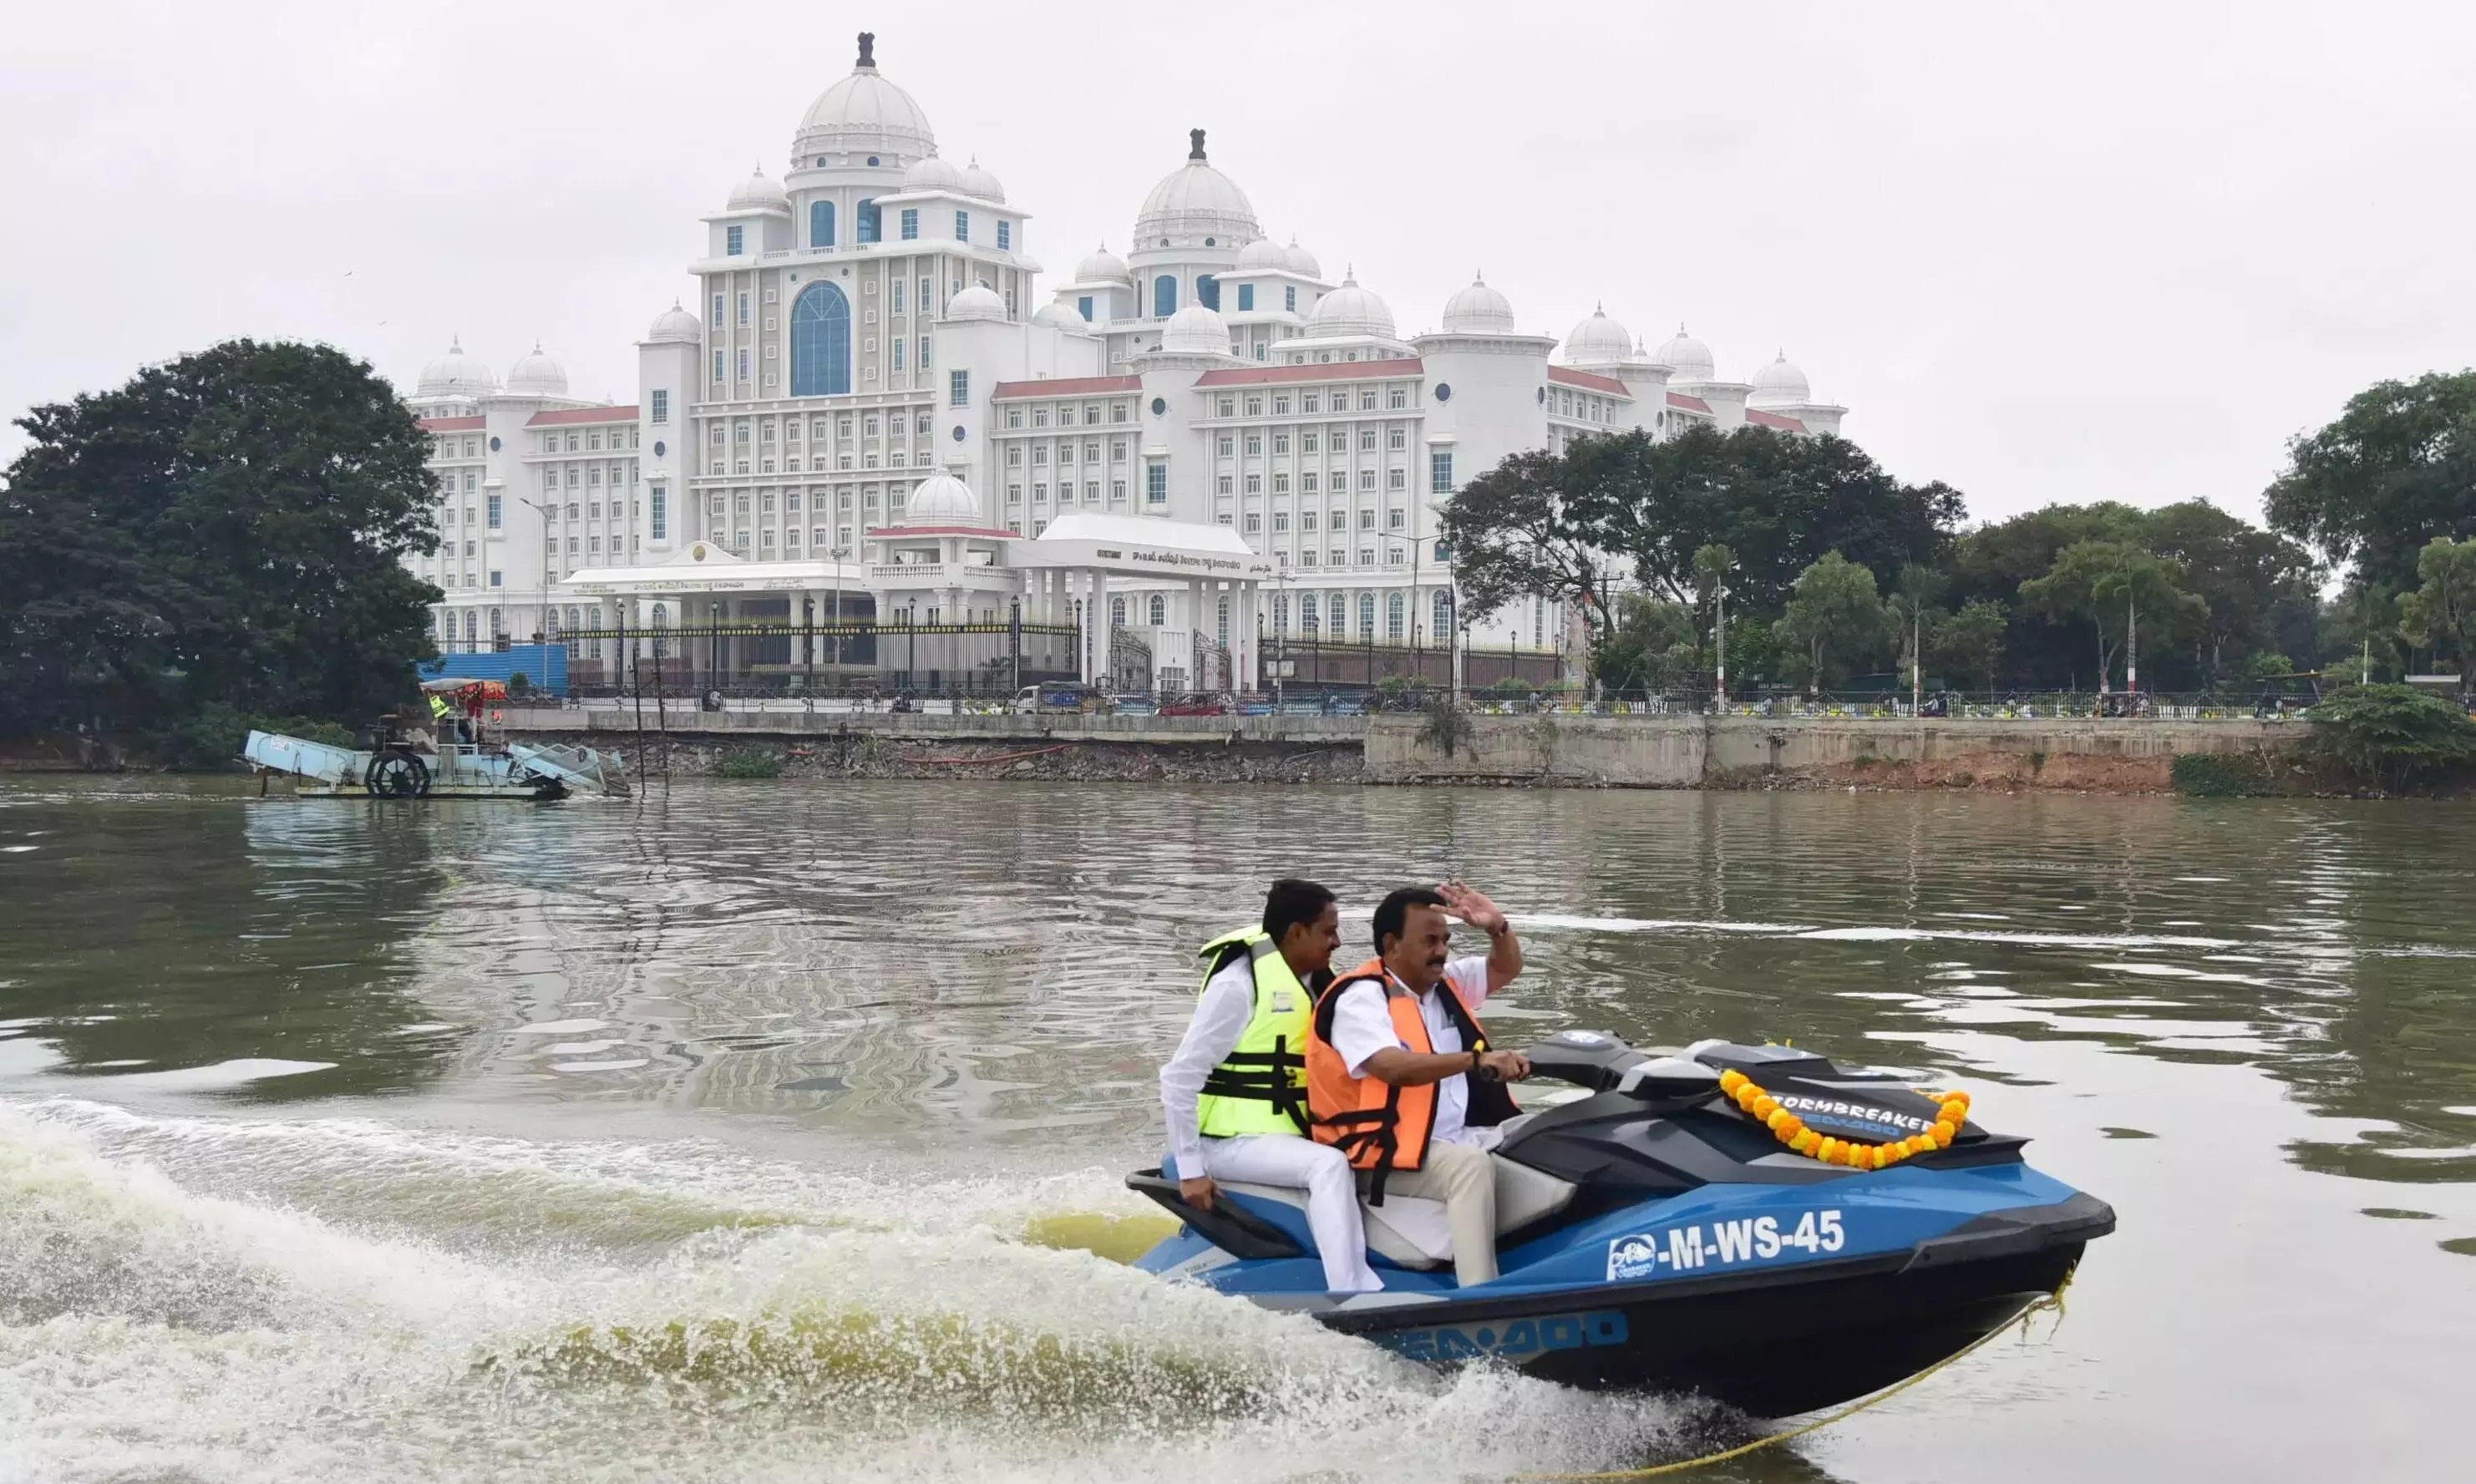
[1714,578,1732,712]
[519,496,555,680]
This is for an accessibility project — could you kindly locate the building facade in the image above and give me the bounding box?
[407,31,1848,690]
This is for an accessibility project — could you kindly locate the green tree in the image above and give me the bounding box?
[1594,593,1697,693]
[1692,541,1735,695]
[2143,500,2322,687]
[2396,535,2476,677]
[2019,540,2207,692]
[2306,684,2476,793]
[1773,553,1890,694]
[1950,503,2148,687]
[1436,446,1622,651]
[1928,598,2010,691]
[1885,564,1947,699]
[2265,371,2476,591]
[1,340,440,742]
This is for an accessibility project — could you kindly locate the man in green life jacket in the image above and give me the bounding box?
[1159,878,1382,1292]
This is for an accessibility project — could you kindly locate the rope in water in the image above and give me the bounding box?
[1510,1274,2073,1481]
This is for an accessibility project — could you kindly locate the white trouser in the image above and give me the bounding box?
[1197,1133,1383,1293]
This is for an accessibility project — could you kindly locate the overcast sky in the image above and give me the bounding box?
[5,0,2472,528]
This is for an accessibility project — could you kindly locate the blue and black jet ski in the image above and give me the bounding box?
[1129,1033,2112,1416]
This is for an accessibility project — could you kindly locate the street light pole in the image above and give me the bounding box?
[1715,580,1729,712]
[520,496,555,680]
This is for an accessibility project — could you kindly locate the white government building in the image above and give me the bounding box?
[404,32,1847,694]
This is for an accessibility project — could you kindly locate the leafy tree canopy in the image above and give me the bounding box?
[0,339,441,742]
[2265,370,2476,590]
[2397,535,2476,676]
[1774,553,1890,692]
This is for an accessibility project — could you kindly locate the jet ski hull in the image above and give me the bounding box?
[1319,1194,2105,1415]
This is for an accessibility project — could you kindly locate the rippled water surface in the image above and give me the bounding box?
[3,779,2470,1482]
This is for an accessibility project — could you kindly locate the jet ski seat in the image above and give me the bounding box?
[1217,1152,1579,1271]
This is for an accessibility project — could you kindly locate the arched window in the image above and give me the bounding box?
[1197,274,1220,311]
[1357,593,1375,640]
[810,199,835,247]
[856,198,880,243]
[1434,589,1454,636]
[462,610,476,646]
[1216,595,1230,646]
[791,282,853,397]
[1110,596,1127,628]
[1272,595,1288,632]
[1148,594,1166,626]
[650,601,667,658]
[545,609,560,642]
[1386,591,1405,641]
[1302,597,1320,637]
[1154,275,1178,317]
[489,607,504,636]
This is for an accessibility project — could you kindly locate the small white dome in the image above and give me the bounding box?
[1159,303,1233,356]
[645,301,701,345]
[504,342,569,397]
[794,34,936,160]
[903,472,982,526]
[1652,323,1716,381]
[1076,242,1130,283]
[1441,275,1516,335]
[415,337,496,399]
[1235,237,1289,271]
[901,154,962,191]
[1306,272,1394,340]
[958,157,1005,202]
[1134,129,1260,242]
[1285,237,1321,277]
[726,168,789,214]
[1748,349,1812,407]
[946,284,1007,322]
[1032,301,1083,331]
[1563,304,1635,365]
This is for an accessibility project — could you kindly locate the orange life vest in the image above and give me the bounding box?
[1306,958,1509,1202]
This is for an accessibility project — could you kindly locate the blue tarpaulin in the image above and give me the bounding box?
[419,645,569,697]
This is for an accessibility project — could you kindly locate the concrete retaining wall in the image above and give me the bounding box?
[502,707,2297,789]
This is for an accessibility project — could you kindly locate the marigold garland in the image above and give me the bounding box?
[1717,1068,1971,1170]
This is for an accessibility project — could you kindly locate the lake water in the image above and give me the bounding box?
[2,779,2468,1483]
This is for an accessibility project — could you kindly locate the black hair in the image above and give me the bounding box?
[1261,878,1337,945]
[1372,886,1449,955]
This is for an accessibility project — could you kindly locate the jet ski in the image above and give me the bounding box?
[1129,1033,2112,1416]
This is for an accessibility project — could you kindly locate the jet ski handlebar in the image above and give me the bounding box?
[1516,1031,1726,1101]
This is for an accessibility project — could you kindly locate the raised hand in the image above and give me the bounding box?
[1437,880,1507,934]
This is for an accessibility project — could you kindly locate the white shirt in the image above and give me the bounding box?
[1159,954,1294,1178]
[1326,955,1494,1147]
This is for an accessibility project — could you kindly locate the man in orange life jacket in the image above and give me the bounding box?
[1306,883,1531,1288]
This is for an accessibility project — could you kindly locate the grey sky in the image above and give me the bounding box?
[5,0,2472,529]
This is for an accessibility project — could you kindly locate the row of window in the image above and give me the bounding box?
[1005,441,1131,468]
[531,426,638,454]
[1212,387,1413,418]
[537,463,634,490]
[1215,427,1411,455]
[1218,468,1411,494]
[1000,401,1134,428]
[714,411,936,444]
[1262,590,1450,641]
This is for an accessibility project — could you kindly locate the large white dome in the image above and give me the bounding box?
[725,167,789,214]
[901,154,962,191]
[1032,301,1084,331]
[1307,273,1394,340]
[904,473,982,526]
[504,343,569,397]
[1285,238,1321,278]
[958,157,1005,202]
[1563,305,1634,365]
[645,301,701,345]
[794,33,935,162]
[1134,129,1259,243]
[1441,275,1516,335]
[1076,243,1130,283]
[946,284,1007,323]
[1748,350,1812,407]
[1652,323,1716,381]
[1159,303,1233,357]
[1235,236,1288,271]
[415,337,496,399]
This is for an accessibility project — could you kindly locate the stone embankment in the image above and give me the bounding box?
[505,706,2299,792]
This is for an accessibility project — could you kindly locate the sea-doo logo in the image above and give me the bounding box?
[1607,1234,1662,1281]
[1380,1309,1627,1365]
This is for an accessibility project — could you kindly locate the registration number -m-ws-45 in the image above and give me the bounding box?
[1606,1210,1847,1281]
[1378,1310,1629,1365]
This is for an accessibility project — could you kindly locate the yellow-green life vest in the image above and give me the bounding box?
[1194,928,1314,1137]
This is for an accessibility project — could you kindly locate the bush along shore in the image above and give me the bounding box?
[611,733,1368,786]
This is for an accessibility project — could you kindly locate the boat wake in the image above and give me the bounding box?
[0,1099,1731,1483]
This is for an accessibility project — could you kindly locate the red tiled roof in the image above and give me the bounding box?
[1192,357,1423,387]
[525,406,639,426]
[1747,409,1807,433]
[1667,392,1713,414]
[991,375,1144,399]
[418,416,485,432]
[1548,366,1628,395]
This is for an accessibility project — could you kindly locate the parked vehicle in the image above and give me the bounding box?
[1157,692,1231,717]
[1012,683,1105,715]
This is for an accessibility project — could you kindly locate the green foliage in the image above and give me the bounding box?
[1928,598,2010,691]
[150,704,356,772]
[1489,676,1531,696]
[713,748,786,779]
[2170,751,2275,798]
[1886,565,1948,687]
[2306,684,2476,793]
[2397,535,2476,674]
[1774,554,1890,692]
[2018,539,2208,690]
[1418,692,1474,755]
[2265,371,2476,592]
[0,339,441,742]
[1594,592,1697,691]
[1434,446,1623,641]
